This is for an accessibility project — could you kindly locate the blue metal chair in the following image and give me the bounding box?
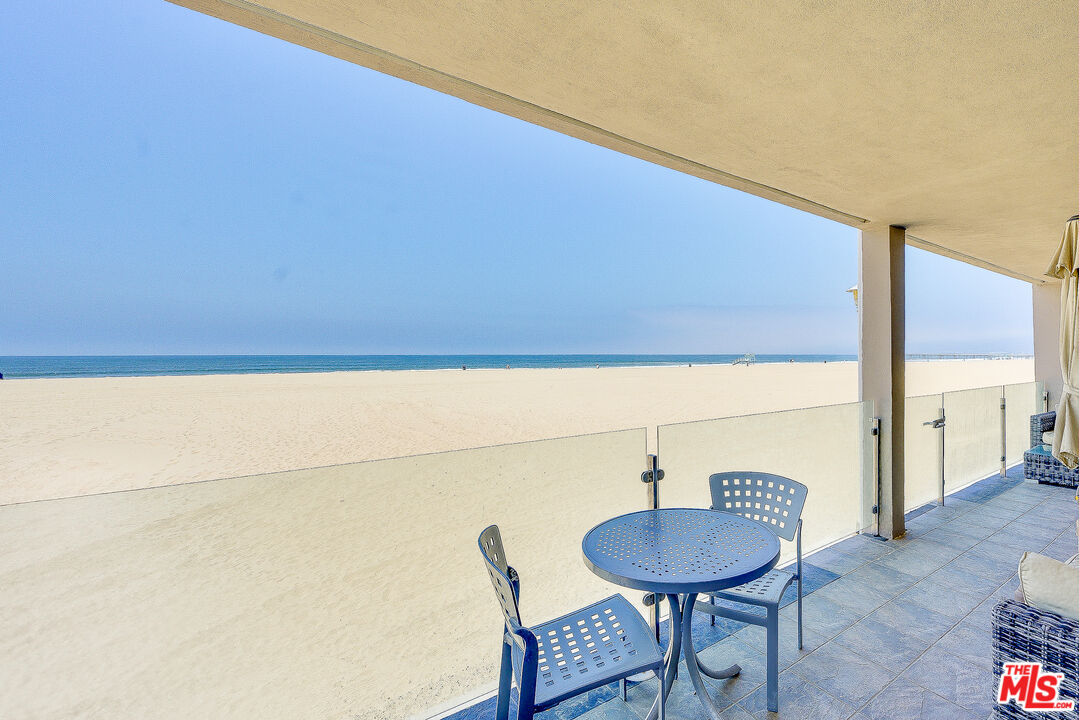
[479,525,665,720]
[692,472,808,713]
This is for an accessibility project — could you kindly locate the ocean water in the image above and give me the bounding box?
[0,354,861,379]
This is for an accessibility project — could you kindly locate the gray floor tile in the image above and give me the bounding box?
[914,526,984,557]
[847,562,920,597]
[905,537,967,561]
[694,635,766,703]
[942,520,998,541]
[992,573,1020,600]
[888,532,921,547]
[999,521,1060,543]
[985,528,1052,553]
[828,535,894,562]
[831,617,930,674]
[905,513,950,535]
[777,591,864,637]
[901,645,997,716]
[867,599,956,644]
[575,698,640,720]
[624,667,729,720]
[948,548,1019,584]
[985,497,1041,512]
[1006,518,1066,544]
[873,545,952,577]
[1019,499,1079,518]
[945,511,1010,531]
[739,671,855,720]
[716,704,755,720]
[1037,499,1079,515]
[894,578,984,620]
[733,623,825,671]
[933,620,994,670]
[964,597,998,629]
[968,541,1025,571]
[972,503,1025,521]
[856,678,979,720]
[787,640,896,707]
[1010,512,1076,534]
[1044,536,1079,561]
[808,576,891,616]
[1053,525,1079,545]
[547,687,622,720]
[922,502,975,520]
[805,546,870,576]
[926,563,1003,597]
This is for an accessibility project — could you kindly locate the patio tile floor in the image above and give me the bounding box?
[455,466,1079,720]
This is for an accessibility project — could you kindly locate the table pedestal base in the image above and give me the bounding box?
[646,593,739,720]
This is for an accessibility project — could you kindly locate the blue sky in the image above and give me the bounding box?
[0,1,1032,355]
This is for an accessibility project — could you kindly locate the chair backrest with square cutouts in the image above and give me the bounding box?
[707,472,807,542]
[479,524,522,626]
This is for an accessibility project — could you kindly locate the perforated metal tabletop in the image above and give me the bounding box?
[582,508,782,720]
[582,508,781,595]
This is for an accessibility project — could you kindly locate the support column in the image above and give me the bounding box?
[1033,282,1062,408]
[859,225,905,539]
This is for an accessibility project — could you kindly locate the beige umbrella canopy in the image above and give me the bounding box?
[1047,216,1079,468]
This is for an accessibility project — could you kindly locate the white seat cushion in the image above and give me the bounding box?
[1015,552,1079,621]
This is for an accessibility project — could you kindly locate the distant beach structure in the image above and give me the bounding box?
[732,353,756,366]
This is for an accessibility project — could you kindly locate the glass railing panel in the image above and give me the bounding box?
[943,385,1003,491]
[0,428,648,720]
[1005,381,1041,465]
[657,402,869,563]
[904,393,944,511]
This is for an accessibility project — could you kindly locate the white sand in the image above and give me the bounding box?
[0,359,1033,506]
[0,359,1035,720]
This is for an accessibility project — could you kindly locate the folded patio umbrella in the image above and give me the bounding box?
[1047,216,1079,468]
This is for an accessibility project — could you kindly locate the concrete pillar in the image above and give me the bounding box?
[1033,282,1062,408]
[859,225,905,539]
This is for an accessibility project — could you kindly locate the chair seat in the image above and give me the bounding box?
[514,594,662,709]
[710,568,795,607]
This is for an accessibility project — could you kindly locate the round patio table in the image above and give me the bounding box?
[582,508,780,720]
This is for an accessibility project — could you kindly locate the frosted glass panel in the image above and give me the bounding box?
[657,402,869,562]
[943,386,1002,491]
[1005,381,1043,465]
[0,429,647,720]
[905,393,943,510]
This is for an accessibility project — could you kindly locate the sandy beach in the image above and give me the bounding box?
[0,359,1033,506]
[0,358,1036,720]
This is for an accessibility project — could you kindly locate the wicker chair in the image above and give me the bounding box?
[1023,412,1079,489]
[992,598,1079,718]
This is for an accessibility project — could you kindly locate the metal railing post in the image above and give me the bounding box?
[922,405,946,504]
[1000,393,1007,478]
[870,416,881,537]
[641,453,664,641]
[938,406,946,504]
